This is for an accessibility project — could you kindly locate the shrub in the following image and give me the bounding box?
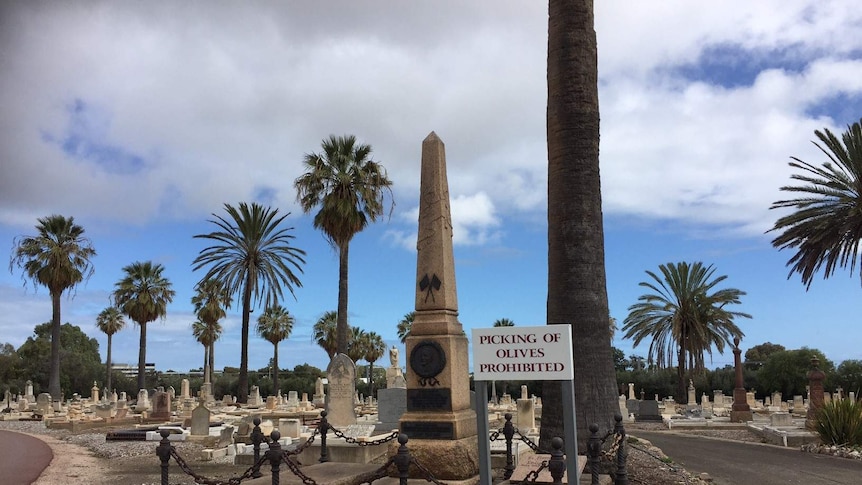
[815,398,862,447]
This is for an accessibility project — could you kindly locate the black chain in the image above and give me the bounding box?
[283,427,320,456]
[279,452,318,485]
[169,447,267,485]
[523,459,550,483]
[409,457,448,485]
[327,425,400,447]
[352,456,397,485]
[511,426,548,454]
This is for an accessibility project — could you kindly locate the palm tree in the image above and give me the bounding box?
[191,320,214,381]
[10,215,96,399]
[493,318,515,327]
[362,331,386,398]
[396,311,414,343]
[95,306,125,393]
[113,261,175,391]
[622,262,751,401]
[609,314,618,342]
[312,311,338,359]
[193,202,306,403]
[294,134,394,356]
[191,278,232,383]
[346,326,367,364]
[769,118,862,289]
[542,0,618,451]
[256,304,295,396]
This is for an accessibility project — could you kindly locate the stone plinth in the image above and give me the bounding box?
[387,436,480,481]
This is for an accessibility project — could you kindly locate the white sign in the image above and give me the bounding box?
[472,325,573,381]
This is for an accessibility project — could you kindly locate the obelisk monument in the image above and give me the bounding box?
[398,132,478,480]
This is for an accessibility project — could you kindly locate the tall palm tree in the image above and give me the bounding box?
[10,215,96,399]
[193,202,306,403]
[542,0,618,450]
[346,326,367,364]
[493,318,515,327]
[191,278,232,383]
[622,262,750,401]
[113,261,175,391]
[312,311,338,359]
[95,306,125,392]
[294,134,394,356]
[396,311,414,344]
[256,304,295,396]
[769,118,862,289]
[362,331,386,398]
[191,319,222,383]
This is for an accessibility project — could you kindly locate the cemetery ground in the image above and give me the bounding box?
[9,417,859,485]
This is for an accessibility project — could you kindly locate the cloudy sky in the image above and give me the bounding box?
[2,1,861,379]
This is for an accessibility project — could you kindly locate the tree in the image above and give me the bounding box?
[16,322,102,398]
[0,343,21,393]
[9,215,96,399]
[191,278,232,383]
[113,261,175,391]
[95,306,125,392]
[769,118,862,288]
[396,311,414,343]
[193,202,306,403]
[835,360,862,395]
[294,134,394,356]
[622,262,750,401]
[256,304,294,396]
[346,326,367,364]
[493,318,515,327]
[758,348,834,398]
[191,319,222,385]
[361,331,386,398]
[312,311,338,359]
[542,0,618,450]
[744,342,786,370]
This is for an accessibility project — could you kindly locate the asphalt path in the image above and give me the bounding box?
[0,429,54,485]
[633,430,862,485]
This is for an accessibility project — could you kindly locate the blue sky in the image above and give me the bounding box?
[1,1,861,377]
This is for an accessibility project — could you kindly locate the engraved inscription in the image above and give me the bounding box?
[407,388,452,411]
[401,421,454,440]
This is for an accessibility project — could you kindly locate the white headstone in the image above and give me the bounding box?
[326,353,357,426]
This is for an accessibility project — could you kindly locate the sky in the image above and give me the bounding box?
[2,1,861,378]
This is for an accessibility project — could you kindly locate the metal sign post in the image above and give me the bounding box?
[474,380,492,485]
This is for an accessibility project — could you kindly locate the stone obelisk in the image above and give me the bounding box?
[398,132,478,480]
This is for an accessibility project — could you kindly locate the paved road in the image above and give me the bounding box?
[633,430,862,485]
[0,429,54,485]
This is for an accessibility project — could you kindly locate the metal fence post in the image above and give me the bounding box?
[318,410,330,463]
[251,417,264,478]
[156,429,172,485]
[394,433,410,485]
[267,430,283,485]
[503,412,515,480]
[548,437,566,485]
[587,423,601,484]
[614,414,628,485]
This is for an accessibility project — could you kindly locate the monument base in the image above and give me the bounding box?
[387,435,479,482]
[399,408,477,440]
[730,410,753,423]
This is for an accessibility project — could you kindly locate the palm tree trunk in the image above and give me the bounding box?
[203,344,210,384]
[106,334,113,392]
[137,321,147,391]
[336,243,350,355]
[369,362,375,398]
[239,272,253,403]
[273,343,280,396]
[209,342,215,385]
[541,0,617,451]
[49,291,62,399]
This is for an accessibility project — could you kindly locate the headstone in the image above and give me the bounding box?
[313,377,325,407]
[25,380,34,401]
[35,393,52,415]
[386,346,405,388]
[18,397,28,412]
[217,425,234,447]
[287,391,299,407]
[770,412,793,427]
[278,418,302,439]
[793,395,804,412]
[377,387,407,430]
[713,390,725,407]
[266,396,277,410]
[91,381,100,403]
[516,394,536,432]
[248,386,262,407]
[151,391,171,420]
[687,379,696,405]
[111,390,118,403]
[167,386,176,400]
[343,424,377,439]
[628,383,635,400]
[181,379,191,399]
[771,391,782,408]
[626,399,640,417]
[191,403,211,436]
[849,391,856,402]
[326,353,357,426]
[636,400,662,421]
[94,402,115,419]
[135,389,150,412]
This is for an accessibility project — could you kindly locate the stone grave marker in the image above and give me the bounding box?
[191,403,211,436]
[636,400,662,422]
[35,393,52,415]
[326,353,357,426]
[377,387,407,430]
[770,412,792,427]
[287,390,299,407]
[266,396,277,410]
[510,453,586,484]
[181,379,190,399]
[343,423,377,439]
[151,391,171,420]
[278,418,302,439]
